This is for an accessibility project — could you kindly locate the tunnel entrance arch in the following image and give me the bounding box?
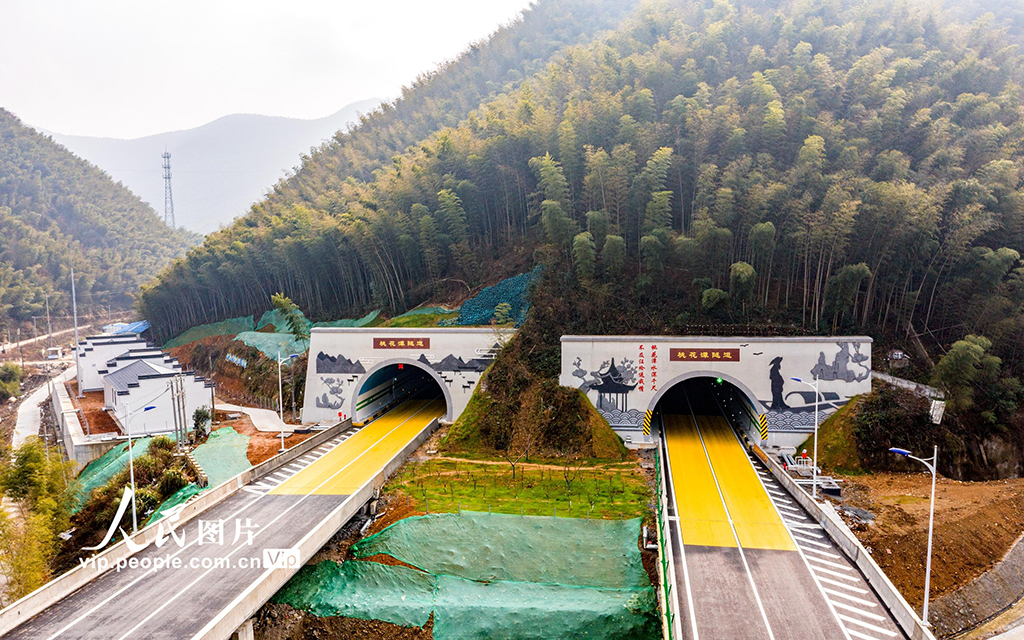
[648,370,764,421]
[352,358,454,424]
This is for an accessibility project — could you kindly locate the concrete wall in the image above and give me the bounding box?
[560,336,872,447]
[302,327,512,424]
[77,337,148,391]
[50,381,119,472]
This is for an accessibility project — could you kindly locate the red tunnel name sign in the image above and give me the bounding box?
[669,348,740,362]
[373,338,430,349]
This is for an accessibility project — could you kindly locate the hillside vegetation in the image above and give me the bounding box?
[0,109,198,324]
[141,0,1024,472]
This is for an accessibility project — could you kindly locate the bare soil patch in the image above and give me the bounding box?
[255,602,433,640]
[838,472,1024,608]
[212,410,314,466]
[67,382,119,434]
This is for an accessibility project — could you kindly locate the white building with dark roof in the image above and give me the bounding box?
[103,360,213,436]
[76,334,151,392]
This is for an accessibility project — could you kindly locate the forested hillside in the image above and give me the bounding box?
[0,109,198,324]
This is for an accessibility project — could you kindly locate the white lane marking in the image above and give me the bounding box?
[837,614,899,637]
[846,629,887,640]
[830,601,887,622]
[686,394,776,640]
[822,588,878,607]
[802,547,842,560]
[44,402,439,640]
[241,487,265,496]
[660,416,697,640]
[776,504,803,513]
[792,534,834,549]
[810,566,861,581]
[805,555,855,571]
[120,400,444,640]
[794,529,825,539]
[816,577,869,594]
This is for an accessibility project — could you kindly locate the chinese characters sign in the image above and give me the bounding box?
[373,338,430,349]
[669,348,740,362]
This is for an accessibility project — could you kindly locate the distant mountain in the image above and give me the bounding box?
[46,99,379,233]
[0,109,198,323]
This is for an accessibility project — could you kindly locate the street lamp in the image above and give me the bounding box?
[277,351,299,452]
[890,445,938,627]
[791,376,820,499]
[125,403,156,533]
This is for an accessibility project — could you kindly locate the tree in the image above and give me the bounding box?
[192,406,212,438]
[601,235,626,280]
[270,293,310,347]
[729,262,757,312]
[930,336,1002,413]
[572,232,597,281]
[701,288,730,313]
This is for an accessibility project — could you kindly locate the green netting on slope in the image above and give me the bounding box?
[274,561,658,640]
[192,427,251,488]
[146,483,205,525]
[312,310,380,328]
[163,316,255,349]
[351,511,648,588]
[433,575,659,640]
[455,266,542,327]
[273,559,435,628]
[256,308,312,332]
[397,306,458,316]
[73,438,152,513]
[233,331,308,359]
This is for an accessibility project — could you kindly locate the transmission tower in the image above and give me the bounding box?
[162,150,175,228]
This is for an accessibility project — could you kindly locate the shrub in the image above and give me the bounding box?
[158,468,188,498]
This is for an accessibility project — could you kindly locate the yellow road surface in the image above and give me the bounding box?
[271,399,445,496]
[697,415,795,551]
[665,411,794,551]
[664,414,733,547]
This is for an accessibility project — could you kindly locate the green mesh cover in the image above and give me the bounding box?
[146,483,205,525]
[312,310,380,328]
[456,267,542,327]
[351,512,648,588]
[273,560,434,628]
[432,575,659,640]
[233,331,308,359]
[256,308,312,332]
[192,427,251,488]
[276,512,659,639]
[73,438,152,512]
[163,316,255,349]
[398,306,458,316]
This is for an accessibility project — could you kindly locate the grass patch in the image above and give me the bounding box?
[798,396,866,475]
[386,459,651,522]
[380,311,459,328]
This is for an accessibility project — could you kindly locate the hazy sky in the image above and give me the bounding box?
[2,0,535,139]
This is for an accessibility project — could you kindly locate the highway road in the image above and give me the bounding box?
[5,397,444,640]
[662,382,907,640]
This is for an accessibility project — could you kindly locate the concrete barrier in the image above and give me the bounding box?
[0,418,353,636]
[193,418,441,640]
[752,444,936,640]
[50,378,119,471]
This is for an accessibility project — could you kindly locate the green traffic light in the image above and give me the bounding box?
[716,377,723,384]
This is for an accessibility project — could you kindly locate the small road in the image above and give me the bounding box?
[13,366,76,449]
[215,400,291,433]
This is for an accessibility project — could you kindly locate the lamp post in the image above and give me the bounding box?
[277,351,299,452]
[890,445,938,627]
[125,402,156,533]
[791,376,820,499]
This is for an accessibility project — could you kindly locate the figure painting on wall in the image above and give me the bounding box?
[769,356,789,410]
